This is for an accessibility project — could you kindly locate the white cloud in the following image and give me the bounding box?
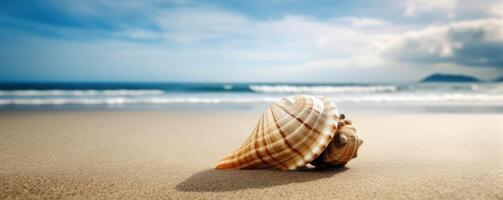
[336,17,389,27]
[403,0,457,17]
[152,11,386,69]
[401,0,503,20]
[304,55,386,69]
[2,2,503,82]
[491,1,503,17]
[157,8,252,44]
[382,18,503,68]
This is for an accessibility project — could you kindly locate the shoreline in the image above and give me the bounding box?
[2,102,503,114]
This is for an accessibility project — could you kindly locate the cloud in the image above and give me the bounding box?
[382,18,503,68]
[156,8,252,44]
[490,1,503,17]
[336,17,389,27]
[304,55,386,69]
[1,0,502,82]
[0,0,168,41]
[401,0,503,20]
[403,0,457,17]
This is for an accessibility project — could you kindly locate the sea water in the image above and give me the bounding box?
[1,82,502,112]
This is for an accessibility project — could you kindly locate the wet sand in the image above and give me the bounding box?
[0,110,502,199]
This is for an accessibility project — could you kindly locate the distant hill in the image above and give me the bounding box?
[421,73,480,82]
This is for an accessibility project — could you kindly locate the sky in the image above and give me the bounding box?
[0,0,502,83]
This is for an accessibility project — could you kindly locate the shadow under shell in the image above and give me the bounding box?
[175,166,348,192]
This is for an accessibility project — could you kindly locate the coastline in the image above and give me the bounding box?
[1,110,502,199]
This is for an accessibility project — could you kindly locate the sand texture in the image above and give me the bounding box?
[0,110,502,199]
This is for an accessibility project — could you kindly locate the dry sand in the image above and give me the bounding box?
[0,110,502,199]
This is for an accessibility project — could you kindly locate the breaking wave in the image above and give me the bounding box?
[1,93,503,106]
[0,90,165,96]
[249,85,397,94]
[1,83,503,108]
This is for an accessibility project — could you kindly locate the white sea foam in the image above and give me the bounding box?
[0,90,165,96]
[0,97,278,105]
[1,93,503,106]
[333,94,503,103]
[249,85,397,94]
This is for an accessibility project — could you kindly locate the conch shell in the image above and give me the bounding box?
[215,95,363,170]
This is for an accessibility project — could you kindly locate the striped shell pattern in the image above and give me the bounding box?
[215,95,363,170]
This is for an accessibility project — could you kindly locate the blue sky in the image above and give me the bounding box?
[0,0,502,82]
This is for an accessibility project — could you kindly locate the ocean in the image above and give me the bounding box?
[1,82,503,112]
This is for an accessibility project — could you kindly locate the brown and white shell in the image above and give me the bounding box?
[215,95,363,170]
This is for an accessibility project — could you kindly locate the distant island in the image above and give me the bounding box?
[421,73,480,82]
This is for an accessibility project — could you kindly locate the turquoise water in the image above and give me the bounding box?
[1,82,502,111]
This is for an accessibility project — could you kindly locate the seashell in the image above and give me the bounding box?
[215,95,363,170]
[310,114,363,167]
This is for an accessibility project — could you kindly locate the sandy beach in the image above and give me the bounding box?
[0,110,502,199]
